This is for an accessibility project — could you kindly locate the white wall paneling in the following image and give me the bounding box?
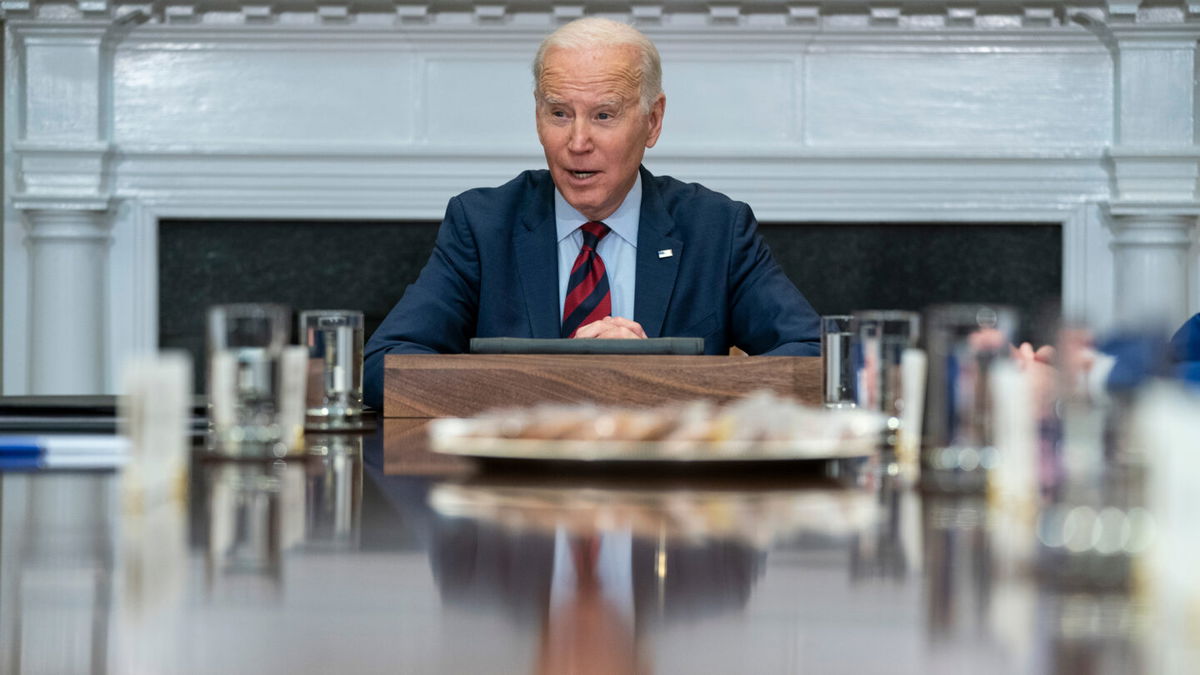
[3,0,1198,393]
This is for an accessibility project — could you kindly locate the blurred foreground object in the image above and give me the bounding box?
[119,351,191,508]
[1133,383,1200,675]
[922,304,1017,492]
[429,391,885,463]
[852,310,920,447]
[1167,313,1200,386]
[206,304,307,457]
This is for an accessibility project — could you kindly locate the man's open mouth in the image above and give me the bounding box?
[570,171,597,179]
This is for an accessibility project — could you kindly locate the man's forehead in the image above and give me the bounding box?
[538,50,640,102]
[540,45,639,79]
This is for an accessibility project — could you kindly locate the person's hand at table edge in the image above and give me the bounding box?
[572,316,648,339]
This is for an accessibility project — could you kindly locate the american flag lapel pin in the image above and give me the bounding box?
[658,249,673,259]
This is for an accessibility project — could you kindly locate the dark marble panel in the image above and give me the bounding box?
[160,220,1061,391]
[159,219,439,391]
[759,223,1062,344]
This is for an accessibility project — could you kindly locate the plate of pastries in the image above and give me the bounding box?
[429,391,885,465]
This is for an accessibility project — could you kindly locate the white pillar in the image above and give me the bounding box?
[1104,27,1200,330]
[6,19,117,393]
[1108,212,1196,331]
[23,205,113,394]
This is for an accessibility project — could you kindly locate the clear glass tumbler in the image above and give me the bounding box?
[853,310,921,430]
[822,315,857,408]
[923,303,1017,455]
[299,310,364,428]
[207,303,291,455]
[922,303,1017,491]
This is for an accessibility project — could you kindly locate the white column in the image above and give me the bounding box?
[6,19,117,393]
[1108,212,1197,331]
[23,205,113,394]
[1104,27,1200,329]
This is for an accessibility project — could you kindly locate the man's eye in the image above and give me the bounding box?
[551,110,567,118]
[597,112,613,120]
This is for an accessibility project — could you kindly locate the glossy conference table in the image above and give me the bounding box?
[0,418,1148,674]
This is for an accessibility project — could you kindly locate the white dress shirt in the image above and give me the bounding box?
[554,174,640,323]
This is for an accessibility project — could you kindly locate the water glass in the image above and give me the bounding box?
[207,303,292,455]
[822,315,856,408]
[923,304,1017,480]
[853,310,921,429]
[300,310,364,427]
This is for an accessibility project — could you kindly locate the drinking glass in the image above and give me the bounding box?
[299,310,364,428]
[853,310,921,436]
[922,304,1017,484]
[821,315,856,408]
[207,303,292,456]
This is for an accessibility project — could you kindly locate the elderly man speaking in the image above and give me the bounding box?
[363,18,820,409]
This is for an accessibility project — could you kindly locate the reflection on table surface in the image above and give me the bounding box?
[0,422,1155,675]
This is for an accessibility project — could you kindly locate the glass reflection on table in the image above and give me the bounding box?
[202,434,364,598]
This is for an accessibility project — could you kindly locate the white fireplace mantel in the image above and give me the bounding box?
[4,0,1198,393]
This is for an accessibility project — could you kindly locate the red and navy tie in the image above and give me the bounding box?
[561,221,612,338]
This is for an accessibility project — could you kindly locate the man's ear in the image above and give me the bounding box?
[644,94,666,149]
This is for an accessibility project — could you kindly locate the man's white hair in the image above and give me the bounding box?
[532,17,663,113]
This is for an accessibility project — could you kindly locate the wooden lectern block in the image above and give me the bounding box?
[383,354,821,418]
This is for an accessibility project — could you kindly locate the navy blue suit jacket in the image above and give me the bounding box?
[363,167,820,408]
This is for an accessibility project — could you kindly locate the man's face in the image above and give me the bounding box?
[535,44,665,222]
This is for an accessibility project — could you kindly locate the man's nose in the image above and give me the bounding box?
[567,119,592,153]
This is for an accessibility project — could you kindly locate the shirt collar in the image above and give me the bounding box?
[554,173,641,247]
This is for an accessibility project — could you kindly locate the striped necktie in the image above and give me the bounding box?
[562,221,612,338]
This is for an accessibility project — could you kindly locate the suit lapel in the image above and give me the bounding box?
[634,169,682,338]
[516,178,561,338]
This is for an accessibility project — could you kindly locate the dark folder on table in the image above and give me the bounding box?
[469,337,704,355]
[0,395,208,434]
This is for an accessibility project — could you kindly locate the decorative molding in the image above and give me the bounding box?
[12,142,113,198]
[22,205,112,239]
[1107,199,1200,217]
[12,194,114,213]
[101,145,1110,221]
[4,0,1199,29]
[1106,147,1200,203]
[1107,212,1197,245]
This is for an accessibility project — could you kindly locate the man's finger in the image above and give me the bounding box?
[591,326,644,339]
[572,320,607,339]
[570,318,645,340]
[601,316,647,338]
